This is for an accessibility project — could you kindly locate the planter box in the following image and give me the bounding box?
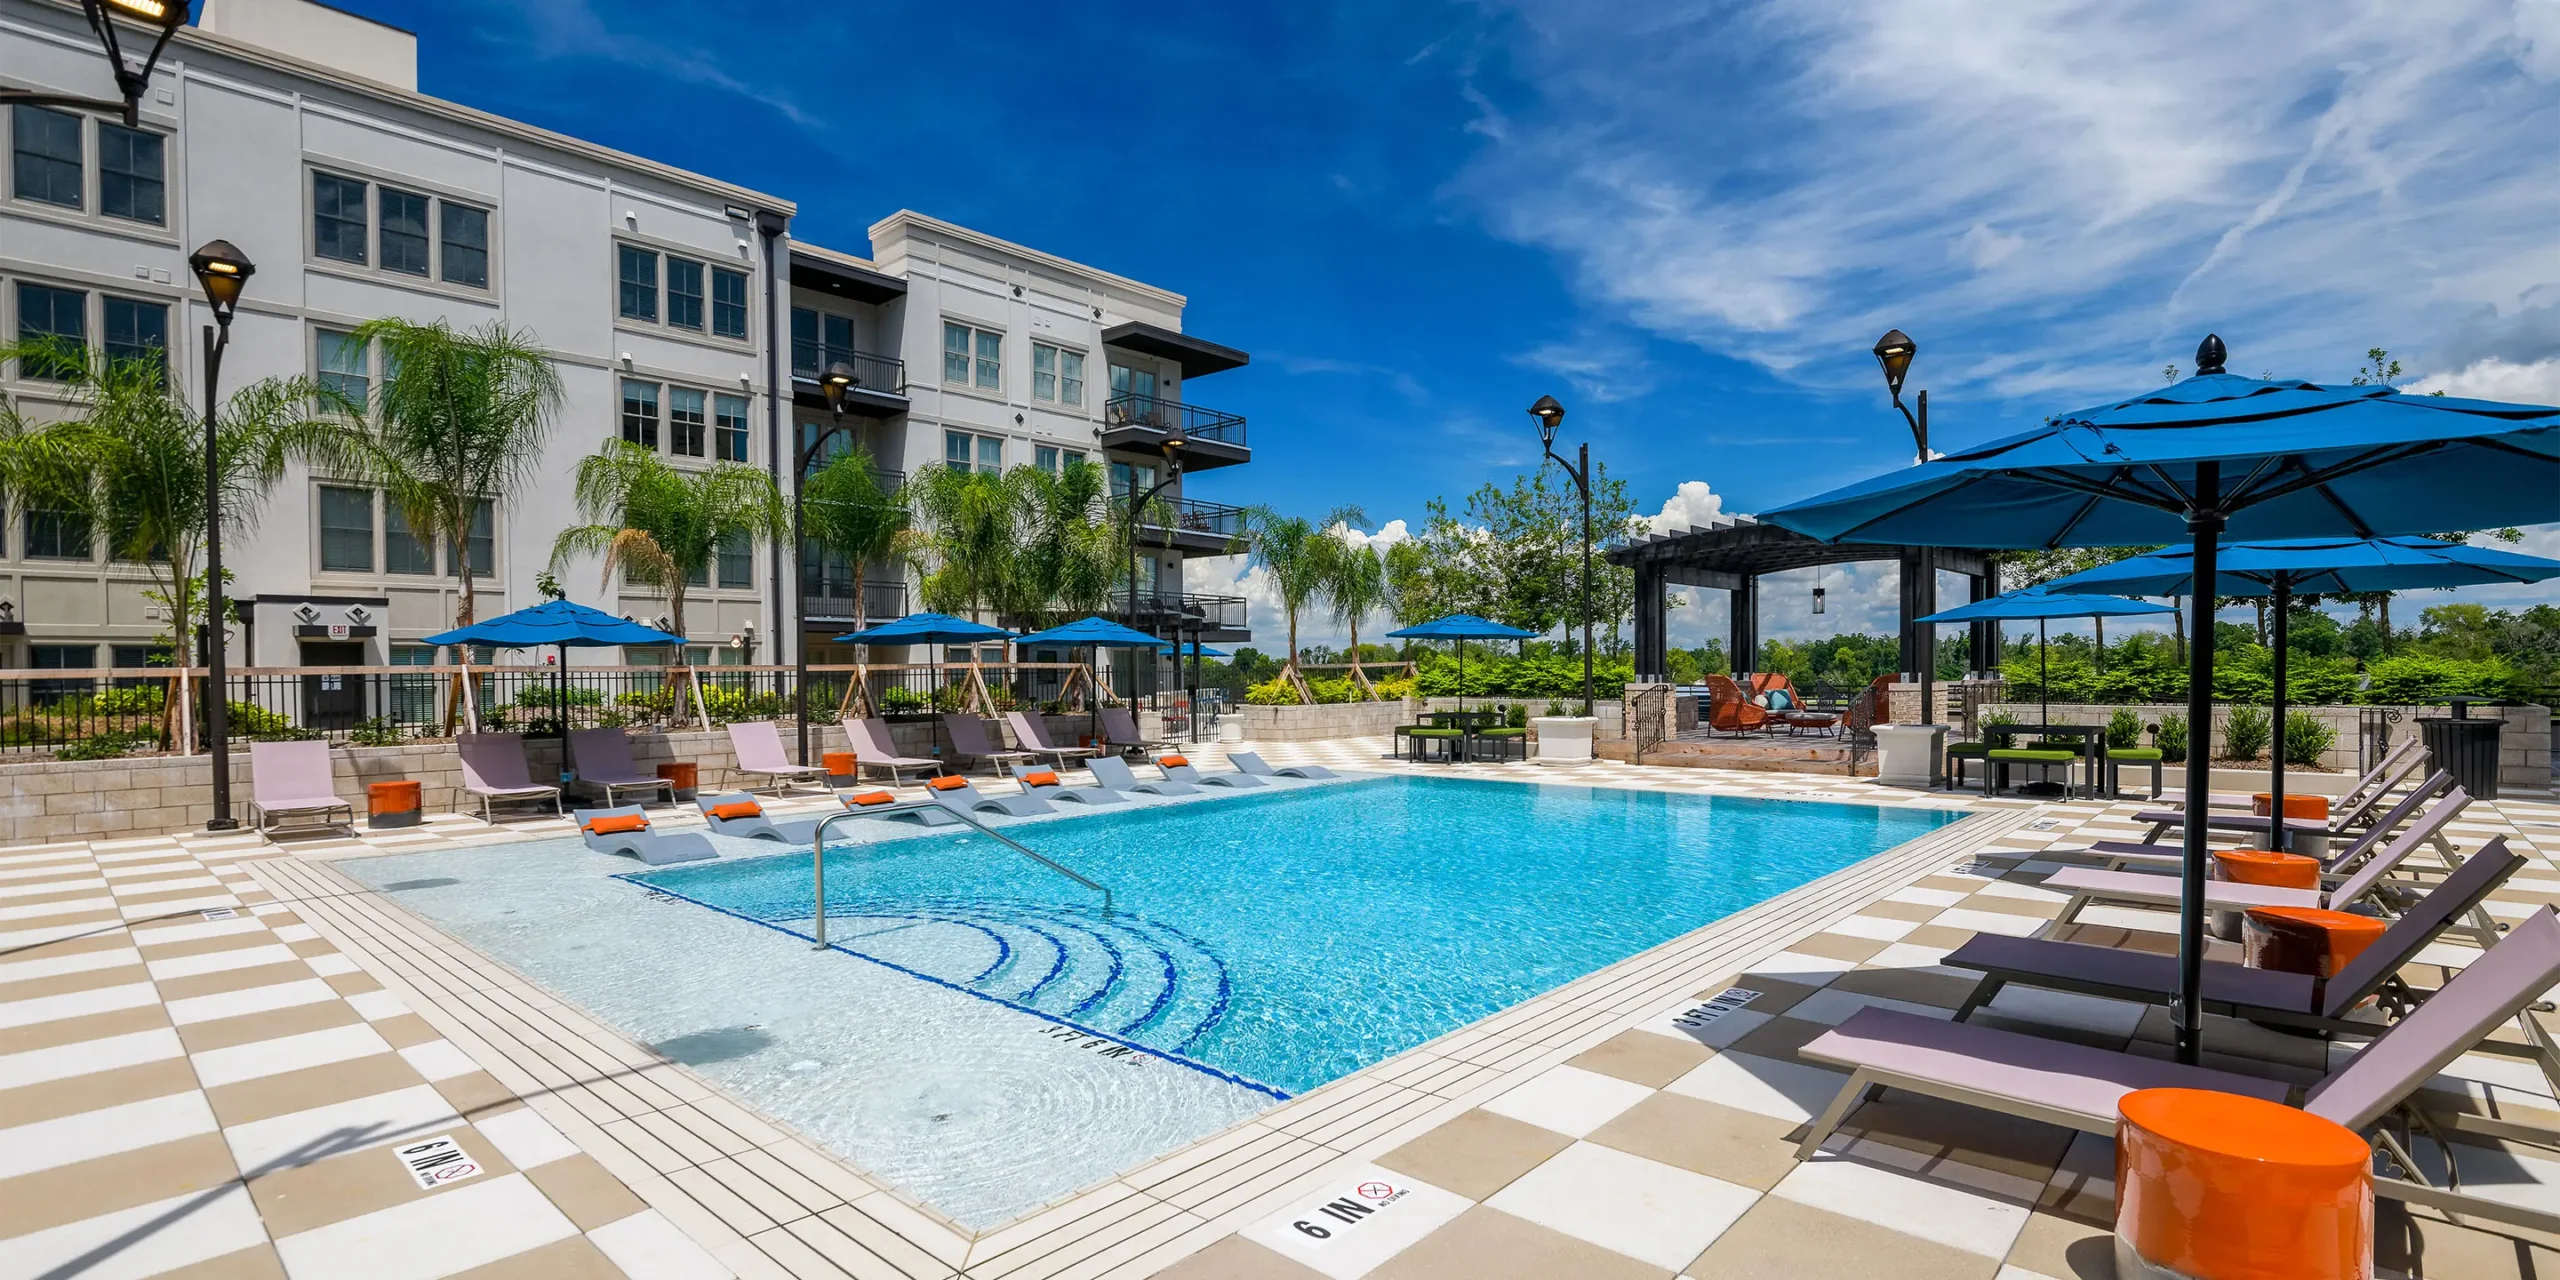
[1226,700,1414,743]
[1533,716,1596,766]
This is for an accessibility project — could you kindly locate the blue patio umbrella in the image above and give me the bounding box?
[1387,614,1541,709]
[1159,642,1229,659]
[1916,590,2176,744]
[1015,616,1171,741]
[833,613,1018,761]
[1765,335,2560,1065]
[424,599,683,765]
[2043,536,2560,836]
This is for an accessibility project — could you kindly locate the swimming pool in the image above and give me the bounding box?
[342,775,1959,1225]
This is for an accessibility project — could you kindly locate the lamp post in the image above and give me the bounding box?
[1528,395,1596,713]
[4,1,187,127]
[189,239,253,830]
[1871,330,1936,731]
[1122,438,1186,702]
[793,362,858,762]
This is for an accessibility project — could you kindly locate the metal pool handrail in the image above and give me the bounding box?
[808,800,1114,949]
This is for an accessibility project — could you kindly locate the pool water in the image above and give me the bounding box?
[629,775,1960,1095]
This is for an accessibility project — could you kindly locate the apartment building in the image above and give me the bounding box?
[0,0,1253,690]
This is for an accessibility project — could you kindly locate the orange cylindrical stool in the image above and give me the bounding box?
[822,750,858,782]
[2116,1087,2371,1279]
[2252,792,2330,821]
[367,780,422,829]
[2212,849,2320,890]
[656,761,699,799]
[2243,906,2387,978]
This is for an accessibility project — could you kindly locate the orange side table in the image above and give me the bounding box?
[367,779,422,830]
[2244,906,2387,979]
[656,761,699,799]
[2253,792,2330,821]
[822,750,858,782]
[2115,1087,2371,1280]
[2212,848,2320,890]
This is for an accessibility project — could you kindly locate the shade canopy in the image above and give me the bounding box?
[1161,642,1229,658]
[830,612,1016,646]
[1386,614,1540,641]
[2041,535,2560,599]
[1012,616,1169,649]
[1765,373,2560,548]
[1915,590,2176,625]
[423,599,681,650]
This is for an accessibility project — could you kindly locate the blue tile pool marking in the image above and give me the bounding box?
[625,874,1293,1101]
[622,774,1962,1096]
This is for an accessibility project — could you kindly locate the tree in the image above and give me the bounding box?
[1452,461,1639,651]
[347,318,564,631]
[1014,458,1141,627]
[1317,506,1388,696]
[0,338,357,669]
[549,443,783,639]
[1244,509,1330,668]
[800,446,918,635]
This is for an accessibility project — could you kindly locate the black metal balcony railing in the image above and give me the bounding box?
[1108,590,1249,631]
[1116,497,1247,545]
[1103,392,1246,447]
[799,578,906,626]
[790,344,906,395]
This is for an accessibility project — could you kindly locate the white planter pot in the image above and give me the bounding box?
[1533,716,1596,766]
[1873,723,1948,787]
[1217,719,1244,744]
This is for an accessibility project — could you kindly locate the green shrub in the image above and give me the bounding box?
[512,684,604,709]
[225,701,297,737]
[348,717,404,747]
[1372,676,1416,701]
[2104,707,2142,749]
[2359,654,2517,704]
[878,686,930,714]
[56,733,130,761]
[2222,704,2272,762]
[2157,714,2189,764]
[1507,702,1529,728]
[2283,712,2337,767]
[1244,677,1300,706]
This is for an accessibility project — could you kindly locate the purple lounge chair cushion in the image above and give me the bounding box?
[2305,906,2560,1132]
[1801,1006,2291,1126]
[250,740,346,811]
[2044,866,2321,912]
[1945,933,2320,1014]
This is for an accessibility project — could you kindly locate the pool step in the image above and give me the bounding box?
[821,897,1234,1057]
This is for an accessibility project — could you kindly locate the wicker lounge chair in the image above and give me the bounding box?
[840,717,942,783]
[566,728,677,807]
[1228,751,1337,780]
[246,739,353,834]
[575,806,715,865]
[725,721,829,793]
[1155,753,1263,788]
[457,732,561,821]
[1005,711,1101,766]
[1009,763,1127,805]
[944,714,1035,773]
[1088,755,1195,796]
[1701,674,1771,736]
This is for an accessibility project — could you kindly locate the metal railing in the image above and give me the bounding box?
[1122,497,1246,545]
[809,800,1112,948]
[1103,392,1246,447]
[800,580,907,626]
[1106,590,1248,631]
[790,345,906,395]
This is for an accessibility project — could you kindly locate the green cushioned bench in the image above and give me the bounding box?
[2106,746,2165,799]
[1946,740,1991,789]
[1405,726,1465,764]
[1986,747,2079,797]
[1473,726,1527,762]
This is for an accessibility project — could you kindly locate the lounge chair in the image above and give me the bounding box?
[575,806,715,865]
[841,717,942,783]
[2127,748,2429,847]
[1009,763,1127,805]
[1946,837,2523,1041]
[831,786,963,827]
[920,773,1053,818]
[725,721,829,793]
[457,732,562,821]
[943,714,1036,773]
[1701,674,1772,736]
[693,792,827,843]
[246,739,353,834]
[1793,907,2560,1235]
[1228,751,1337,780]
[1155,753,1264,788]
[566,728,677,807]
[2174,735,2424,816]
[1098,706,1175,757]
[2043,795,2458,931]
[1005,710,1101,767]
[1088,754,1196,796]
[2089,773,2458,875]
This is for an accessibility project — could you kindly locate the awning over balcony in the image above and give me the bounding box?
[1101,321,1248,379]
[789,249,906,304]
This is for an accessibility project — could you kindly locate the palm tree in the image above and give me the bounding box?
[1010,458,1127,626]
[550,443,784,639]
[800,446,919,634]
[0,338,357,669]
[906,463,1022,623]
[1245,509,1331,687]
[1318,507,1388,698]
[346,319,563,632]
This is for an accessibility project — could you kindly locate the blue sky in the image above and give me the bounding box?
[343,0,2560,647]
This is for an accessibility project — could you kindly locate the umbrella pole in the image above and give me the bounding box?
[556,645,569,784]
[2038,619,2049,730]
[2268,578,2290,853]
[2173,471,2224,1067]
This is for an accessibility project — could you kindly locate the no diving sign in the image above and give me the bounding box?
[1242,1163,1470,1280]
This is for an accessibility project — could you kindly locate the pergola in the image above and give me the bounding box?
[1609,516,2000,682]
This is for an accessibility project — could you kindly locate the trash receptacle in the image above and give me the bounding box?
[2419,699,2504,800]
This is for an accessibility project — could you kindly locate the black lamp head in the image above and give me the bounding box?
[1528,394,1566,449]
[95,0,187,29]
[821,361,856,412]
[2193,333,2228,376]
[187,240,255,324]
[1872,329,1916,398]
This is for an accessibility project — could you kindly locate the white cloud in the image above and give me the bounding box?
[2406,355,2560,405]
[1333,518,1412,551]
[1637,480,1730,533]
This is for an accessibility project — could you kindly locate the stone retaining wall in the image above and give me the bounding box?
[1973,701,2548,791]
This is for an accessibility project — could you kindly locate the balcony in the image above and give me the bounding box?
[1124,497,1247,555]
[1106,588,1251,639]
[790,346,908,418]
[1101,393,1249,471]
[798,578,907,631]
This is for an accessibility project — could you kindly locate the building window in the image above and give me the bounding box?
[620,378,659,449]
[12,106,82,209]
[319,485,375,572]
[712,268,748,339]
[943,321,1000,390]
[385,500,434,575]
[1110,460,1158,497]
[379,186,431,276]
[665,257,704,330]
[717,530,752,588]
[313,172,369,264]
[617,245,658,322]
[1034,445,1088,475]
[23,509,91,559]
[461,499,493,578]
[29,644,96,704]
[97,123,163,225]
[440,203,488,288]
[15,282,86,381]
[102,297,168,374]
[317,327,368,405]
[668,386,706,457]
[714,392,749,462]
[1032,343,1084,406]
[945,430,1001,474]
